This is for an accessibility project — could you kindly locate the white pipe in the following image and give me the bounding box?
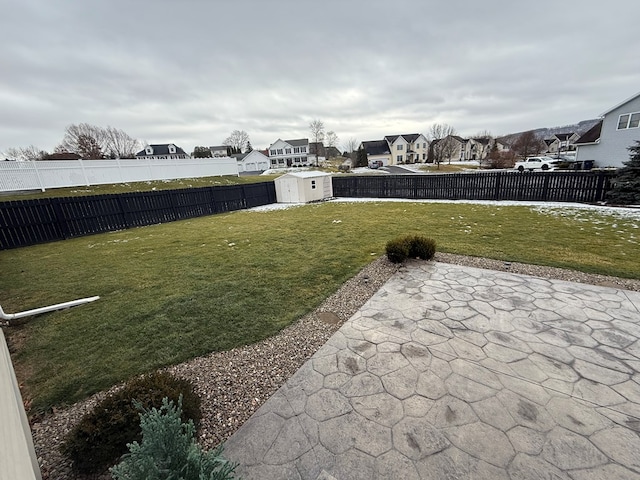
[0,296,100,321]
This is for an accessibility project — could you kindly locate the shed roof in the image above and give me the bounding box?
[277,170,331,179]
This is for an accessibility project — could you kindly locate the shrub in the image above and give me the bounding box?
[386,235,437,263]
[111,397,237,480]
[407,235,437,260]
[62,371,201,474]
[385,237,410,263]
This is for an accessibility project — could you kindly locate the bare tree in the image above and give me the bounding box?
[309,119,325,166]
[512,130,544,158]
[343,137,359,155]
[223,130,250,154]
[103,126,141,158]
[427,123,457,168]
[2,145,47,161]
[59,123,106,159]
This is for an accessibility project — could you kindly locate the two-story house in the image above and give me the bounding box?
[361,134,429,166]
[575,91,640,168]
[135,144,190,160]
[384,134,429,164]
[268,139,310,168]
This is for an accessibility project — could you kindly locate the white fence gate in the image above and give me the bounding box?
[0,157,239,192]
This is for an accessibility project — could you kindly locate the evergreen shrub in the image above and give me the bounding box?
[408,235,437,260]
[110,397,237,480]
[386,235,437,263]
[61,371,201,474]
[385,237,411,263]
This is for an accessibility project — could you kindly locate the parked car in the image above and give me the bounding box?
[514,156,560,172]
[369,160,384,169]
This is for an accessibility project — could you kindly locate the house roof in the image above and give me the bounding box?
[136,144,187,156]
[600,91,640,116]
[544,139,557,146]
[554,133,575,141]
[232,153,248,160]
[384,134,422,144]
[574,121,602,145]
[362,140,391,155]
[210,145,227,151]
[474,137,492,145]
[451,135,467,143]
[286,138,309,147]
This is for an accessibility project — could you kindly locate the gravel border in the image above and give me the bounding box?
[30,255,640,479]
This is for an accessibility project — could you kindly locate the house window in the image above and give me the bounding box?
[311,180,316,189]
[285,148,291,154]
[397,155,403,162]
[423,153,426,160]
[301,147,307,153]
[397,145,403,150]
[618,112,640,129]
[423,142,427,149]
[293,147,300,153]
[271,159,277,165]
[270,150,276,156]
[277,149,283,155]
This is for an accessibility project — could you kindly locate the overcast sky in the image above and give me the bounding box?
[2,0,639,155]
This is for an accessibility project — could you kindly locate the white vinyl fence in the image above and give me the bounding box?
[0,157,239,192]
[1,328,42,479]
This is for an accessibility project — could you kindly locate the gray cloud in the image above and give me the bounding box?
[1,0,639,154]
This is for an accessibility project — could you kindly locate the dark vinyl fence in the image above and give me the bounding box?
[0,182,276,250]
[333,171,614,203]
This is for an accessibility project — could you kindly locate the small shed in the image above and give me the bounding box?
[274,171,333,203]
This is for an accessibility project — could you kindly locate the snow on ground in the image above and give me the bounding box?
[248,197,640,221]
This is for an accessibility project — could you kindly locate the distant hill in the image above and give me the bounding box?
[498,119,600,145]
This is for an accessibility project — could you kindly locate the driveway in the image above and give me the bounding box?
[224,262,640,479]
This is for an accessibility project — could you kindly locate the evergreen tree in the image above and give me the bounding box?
[246,141,253,152]
[606,141,640,205]
[355,146,368,167]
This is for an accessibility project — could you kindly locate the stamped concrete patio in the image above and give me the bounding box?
[224,262,640,479]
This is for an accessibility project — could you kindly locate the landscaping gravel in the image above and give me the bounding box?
[30,254,640,479]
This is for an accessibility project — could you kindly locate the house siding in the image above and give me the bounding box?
[576,94,640,168]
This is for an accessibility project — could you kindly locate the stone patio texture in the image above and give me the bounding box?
[224,262,640,479]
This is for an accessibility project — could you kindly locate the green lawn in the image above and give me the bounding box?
[1,201,638,413]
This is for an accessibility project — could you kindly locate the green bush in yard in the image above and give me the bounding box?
[110,397,238,480]
[386,235,437,263]
[61,371,201,474]
[408,235,437,260]
[385,237,411,263]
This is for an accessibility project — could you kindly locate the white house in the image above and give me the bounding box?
[274,171,333,203]
[268,139,310,168]
[361,134,429,166]
[209,145,229,157]
[135,144,190,160]
[575,91,640,168]
[233,150,270,172]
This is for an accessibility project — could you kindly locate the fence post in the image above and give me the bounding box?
[494,171,502,200]
[595,171,607,202]
[51,198,70,239]
[78,159,90,186]
[31,160,46,192]
[541,174,550,201]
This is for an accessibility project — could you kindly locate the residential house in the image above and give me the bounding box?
[268,138,310,168]
[575,91,640,168]
[209,145,229,157]
[544,133,580,154]
[361,140,391,166]
[309,142,327,164]
[232,150,270,173]
[135,144,190,160]
[384,134,429,164]
[361,134,429,166]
